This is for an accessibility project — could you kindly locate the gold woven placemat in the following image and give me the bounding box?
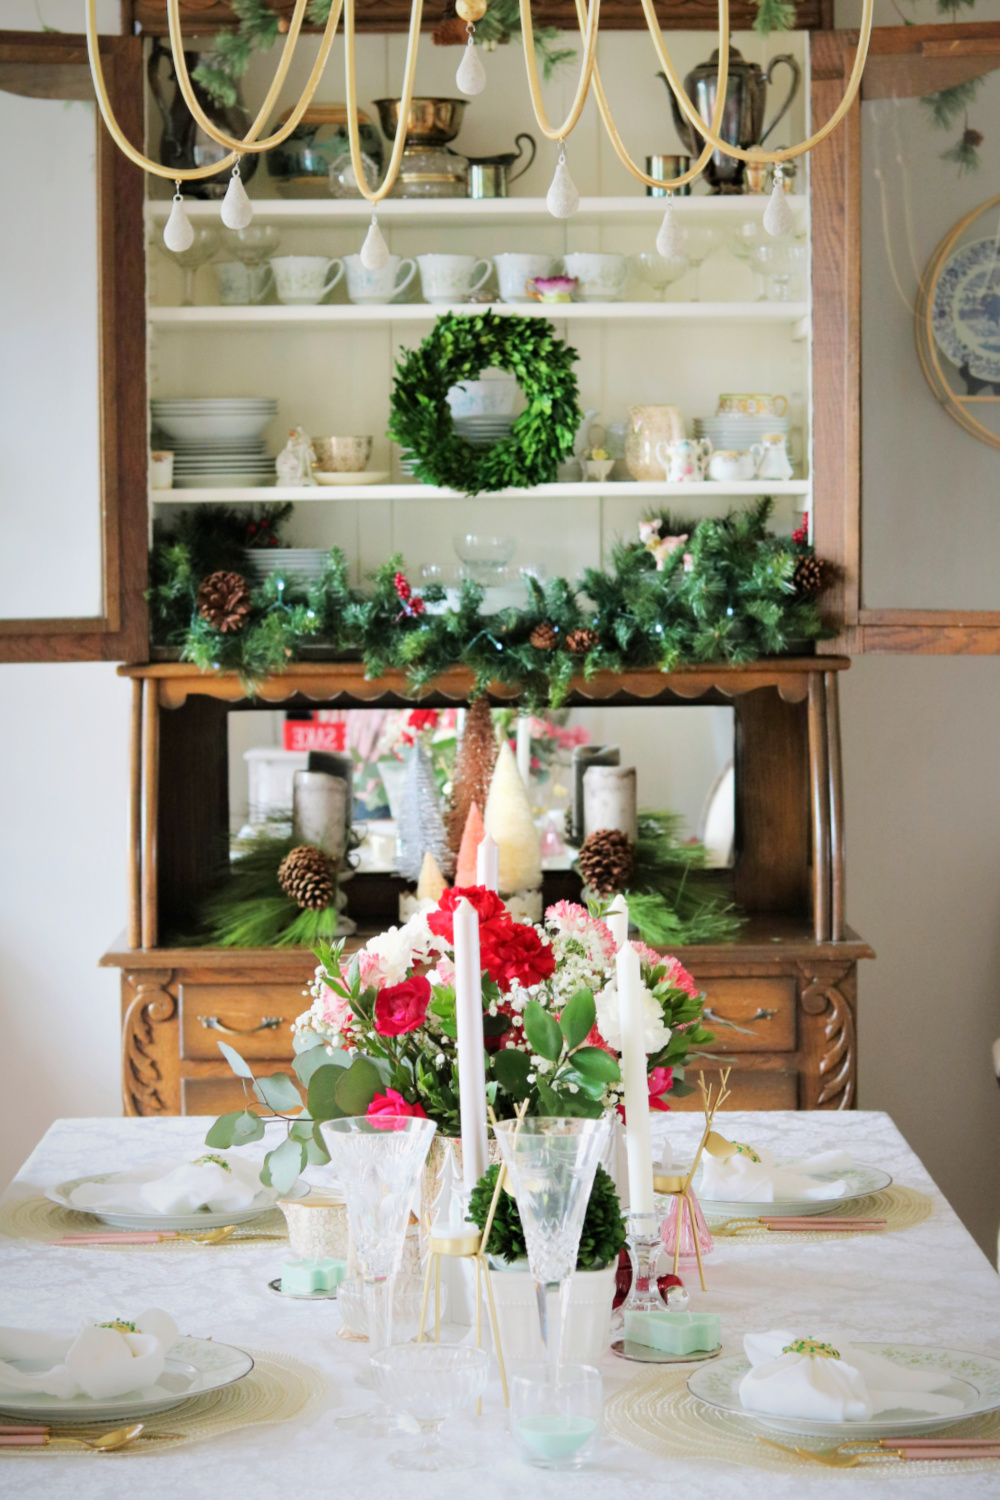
[708,1186,932,1245]
[0,1347,327,1457]
[606,1365,1000,1478]
[0,1195,287,1251]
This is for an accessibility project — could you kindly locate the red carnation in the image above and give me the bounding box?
[480,921,556,993]
[367,1088,429,1128]
[427,886,509,945]
[373,975,431,1036]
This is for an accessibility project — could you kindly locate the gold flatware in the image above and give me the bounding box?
[711,1216,887,1235]
[0,1424,147,1452]
[50,1225,285,1246]
[757,1436,1000,1467]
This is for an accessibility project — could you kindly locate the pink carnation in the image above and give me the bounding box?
[315,983,354,1038]
[545,901,617,961]
[631,939,665,970]
[357,950,383,989]
[657,955,700,999]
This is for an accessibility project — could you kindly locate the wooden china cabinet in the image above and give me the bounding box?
[12,12,999,1121]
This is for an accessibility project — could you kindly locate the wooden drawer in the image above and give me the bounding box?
[669,1063,798,1111]
[179,983,304,1061]
[181,1071,300,1116]
[696,977,796,1052]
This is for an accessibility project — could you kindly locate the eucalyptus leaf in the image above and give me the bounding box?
[293,1044,334,1087]
[204,1111,240,1148]
[559,990,595,1051]
[232,1109,266,1146]
[218,1041,254,1079]
[253,1072,304,1114]
[334,1056,382,1116]
[265,1135,307,1195]
[523,1000,563,1063]
[307,1063,347,1122]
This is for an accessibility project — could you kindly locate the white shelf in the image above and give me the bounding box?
[149,300,809,328]
[146,194,809,229]
[151,480,812,504]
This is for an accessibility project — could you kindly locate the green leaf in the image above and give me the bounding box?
[252,1072,304,1114]
[293,1044,334,1086]
[334,1056,382,1115]
[264,1135,307,1195]
[204,1111,240,1148]
[289,1118,331,1164]
[534,1078,562,1115]
[559,990,595,1051]
[232,1109,266,1146]
[491,1047,532,1099]
[218,1041,254,1079]
[523,1000,563,1062]
[307,1063,347,1122]
[569,1047,621,1083]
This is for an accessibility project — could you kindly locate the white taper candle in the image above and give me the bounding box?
[616,935,654,1215]
[476,830,499,892]
[606,893,629,949]
[515,714,532,788]
[453,896,489,1193]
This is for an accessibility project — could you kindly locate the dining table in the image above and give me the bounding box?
[1,1108,998,1499]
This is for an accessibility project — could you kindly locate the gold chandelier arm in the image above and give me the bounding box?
[643,0,874,165]
[571,0,726,191]
[86,0,239,179]
[343,0,424,206]
[518,0,601,144]
[164,0,343,156]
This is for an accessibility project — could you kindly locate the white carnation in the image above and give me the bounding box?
[594,980,672,1054]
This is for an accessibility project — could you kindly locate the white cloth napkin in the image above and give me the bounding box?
[700,1146,853,1203]
[739,1330,966,1422]
[0,1310,178,1401]
[68,1154,267,1215]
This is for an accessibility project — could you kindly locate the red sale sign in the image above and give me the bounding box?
[283,720,348,752]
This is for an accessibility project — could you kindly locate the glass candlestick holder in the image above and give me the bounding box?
[611,1210,668,1336]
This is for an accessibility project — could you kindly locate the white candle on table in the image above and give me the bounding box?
[453,896,489,1193]
[476,831,499,892]
[607,893,629,948]
[616,936,654,1215]
[515,714,532,789]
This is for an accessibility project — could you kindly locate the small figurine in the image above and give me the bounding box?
[276,426,317,486]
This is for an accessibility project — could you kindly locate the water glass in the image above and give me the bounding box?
[371,1344,489,1470]
[510,1363,603,1469]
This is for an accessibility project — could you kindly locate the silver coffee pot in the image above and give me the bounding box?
[660,47,800,193]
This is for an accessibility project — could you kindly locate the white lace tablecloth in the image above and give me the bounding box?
[2,1111,998,1500]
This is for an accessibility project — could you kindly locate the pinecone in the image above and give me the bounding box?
[277,845,337,911]
[196,571,252,633]
[432,15,468,43]
[529,621,558,651]
[566,627,599,655]
[793,555,826,599]
[578,828,634,898]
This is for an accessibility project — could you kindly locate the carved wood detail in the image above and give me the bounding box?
[122,970,178,1116]
[796,961,857,1110]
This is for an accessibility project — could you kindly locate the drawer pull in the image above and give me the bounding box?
[197,1015,284,1036]
[703,1006,777,1035]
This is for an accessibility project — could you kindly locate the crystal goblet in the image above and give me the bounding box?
[159,227,219,306]
[633,251,689,301]
[371,1344,489,1471]
[223,225,281,267]
[494,1116,609,1364]
[728,220,770,300]
[452,533,516,583]
[750,241,808,302]
[677,226,722,302]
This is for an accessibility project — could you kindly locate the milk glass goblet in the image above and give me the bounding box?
[159,227,219,306]
[751,241,808,302]
[677,226,722,302]
[371,1344,488,1471]
[634,251,689,300]
[494,1116,609,1366]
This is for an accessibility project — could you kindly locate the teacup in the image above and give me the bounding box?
[706,448,757,482]
[493,253,556,304]
[562,252,628,302]
[446,370,518,418]
[656,437,710,483]
[271,255,344,306]
[215,260,273,305]
[343,252,417,306]
[417,254,492,305]
[525,275,577,304]
[717,392,788,418]
[313,435,373,473]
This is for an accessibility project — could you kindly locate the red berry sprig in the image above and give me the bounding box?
[394,570,426,622]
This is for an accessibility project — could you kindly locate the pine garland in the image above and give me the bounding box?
[921,78,985,174]
[149,498,829,704]
[625,812,744,947]
[200,828,343,947]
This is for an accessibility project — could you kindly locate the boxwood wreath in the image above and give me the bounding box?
[468,1162,626,1271]
[148,497,830,705]
[386,311,582,495]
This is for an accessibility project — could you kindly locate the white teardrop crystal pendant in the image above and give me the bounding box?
[221,165,254,230]
[546,146,579,220]
[655,197,682,259]
[456,38,486,96]
[763,176,794,238]
[360,215,389,270]
[163,189,194,252]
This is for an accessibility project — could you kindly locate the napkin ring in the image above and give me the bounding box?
[731,1142,762,1163]
[781,1337,841,1360]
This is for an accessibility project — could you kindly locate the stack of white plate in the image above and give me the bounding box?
[453,414,516,449]
[163,436,276,490]
[151,397,278,442]
[694,414,789,454]
[245,548,328,582]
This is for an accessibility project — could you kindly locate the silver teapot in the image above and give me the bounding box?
[660,47,800,193]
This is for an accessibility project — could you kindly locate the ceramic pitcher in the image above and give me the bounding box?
[657,437,711,482]
[625,405,685,481]
[751,433,794,480]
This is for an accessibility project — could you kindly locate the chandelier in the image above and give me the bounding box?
[85,0,873,266]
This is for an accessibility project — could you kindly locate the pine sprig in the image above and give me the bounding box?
[200,827,343,947]
[753,0,797,35]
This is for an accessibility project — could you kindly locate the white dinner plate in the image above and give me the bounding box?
[0,1336,253,1424]
[691,1160,892,1220]
[313,470,391,486]
[47,1172,308,1231]
[688,1343,1000,1438]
